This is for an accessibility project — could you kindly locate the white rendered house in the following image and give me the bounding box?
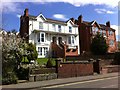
[20,9,80,58]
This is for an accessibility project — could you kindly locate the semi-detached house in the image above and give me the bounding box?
[20,9,80,58]
[20,8,117,58]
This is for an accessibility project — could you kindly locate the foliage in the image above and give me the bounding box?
[113,52,120,65]
[26,43,38,63]
[90,33,108,55]
[16,67,29,80]
[2,31,28,84]
[2,72,18,85]
[118,41,120,50]
[46,58,56,68]
[37,58,48,65]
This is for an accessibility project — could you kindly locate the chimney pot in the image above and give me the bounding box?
[78,15,83,24]
[106,21,110,27]
[24,8,29,16]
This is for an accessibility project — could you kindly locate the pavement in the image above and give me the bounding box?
[1,72,119,90]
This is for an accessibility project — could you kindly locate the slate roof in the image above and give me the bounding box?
[28,15,78,26]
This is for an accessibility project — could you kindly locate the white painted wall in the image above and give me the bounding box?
[29,14,80,58]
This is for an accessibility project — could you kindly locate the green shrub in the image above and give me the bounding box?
[91,33,108,55]
[2,72,18,85]
[46,58,56,68]
[27,43,38,63]
[114,52,120,65]
[16,67,29,80]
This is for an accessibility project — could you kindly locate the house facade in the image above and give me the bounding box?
[76,15,117,53]
[20,9,80,58]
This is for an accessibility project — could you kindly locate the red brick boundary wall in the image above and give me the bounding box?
[56,60,94,78]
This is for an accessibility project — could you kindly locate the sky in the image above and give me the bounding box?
[0,0,120,41]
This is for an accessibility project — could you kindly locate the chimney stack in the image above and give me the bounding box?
[78,15,83,24]
[24,8,29,16]
[106,21,110,27]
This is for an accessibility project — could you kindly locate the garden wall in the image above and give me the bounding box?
[56,60,93,78]
[29,68,57,82]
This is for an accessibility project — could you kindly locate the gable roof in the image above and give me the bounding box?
[75,19,115,31]
[29,14,78,26]
[99,24,115,31]
[36,14,46,21]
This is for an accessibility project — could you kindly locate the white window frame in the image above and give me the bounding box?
[37,32,45,43]
[38,47,48,56]
[58,25,61,32]
[38,47,42,56]
[39,22,43,29]
[37,33,40,42]
[68,35,75,45]
[69,26,72,33]
[52,24,56,31]
[40,32,45,43]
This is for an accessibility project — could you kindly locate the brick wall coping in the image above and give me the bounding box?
[60,60,93,64]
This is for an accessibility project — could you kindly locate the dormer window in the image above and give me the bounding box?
[58,25,61,32]
[39,22,43,29]
[69,26,72,33]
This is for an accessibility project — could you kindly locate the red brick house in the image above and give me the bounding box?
[76,15,117,54]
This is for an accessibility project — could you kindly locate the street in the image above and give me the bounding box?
[41,76,119,89]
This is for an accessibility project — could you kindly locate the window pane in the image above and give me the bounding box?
[68,36,71,44]
[38,47,42,55]
[58,25,61,32]
[72,36,74,44]
[109,40,114,46]
[43,47,48,56]
[39,22,43,29]
[69,26,72,33]
[52,24,56,31]
[40,33,45,42]
[109,30,113,36]
[37,33,40,42]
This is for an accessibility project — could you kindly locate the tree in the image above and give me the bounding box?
[26,43,38,63]
[90,33,108,55]
[2,31,27,84]
[118,41,120,50]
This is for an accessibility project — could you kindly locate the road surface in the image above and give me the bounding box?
[40,76,119,89]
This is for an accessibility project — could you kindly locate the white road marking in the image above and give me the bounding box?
[43,76,118,88]
[101,84,117,88]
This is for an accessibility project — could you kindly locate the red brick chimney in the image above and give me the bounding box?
[106,21,110,27]
[24,8,29,16]
[78,15,83,24]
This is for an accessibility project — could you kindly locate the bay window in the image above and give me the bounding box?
[68,36,75,45]
[37,32,45,43]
